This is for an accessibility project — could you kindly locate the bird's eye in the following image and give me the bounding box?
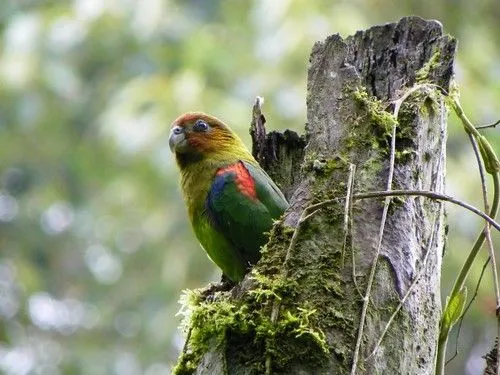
[193,120,209,132]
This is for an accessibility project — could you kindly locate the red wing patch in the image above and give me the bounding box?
[216,162,257,200]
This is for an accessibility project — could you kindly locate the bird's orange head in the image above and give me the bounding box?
[169,112,251,168]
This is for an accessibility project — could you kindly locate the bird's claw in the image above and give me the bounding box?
[200,276,236,302]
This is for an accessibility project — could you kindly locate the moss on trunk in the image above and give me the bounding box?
[174,16,456,375]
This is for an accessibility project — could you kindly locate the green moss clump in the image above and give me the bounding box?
[416,51,441,83]
[353,88,397,135]
[258,305,330,369]
[248,271,297,303]
[173,289,257,374]
[258,222,294,273]
[348,87,401,165]
[173,289,245,374]
[173,273,330,374]
[352,84,444,168]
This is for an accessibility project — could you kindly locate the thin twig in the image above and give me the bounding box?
[351,87,405,375]
[350,145,395,374]
[345,164,364,298]
[446,257,490,365]
[437,176,500,375]
[353,191,500,231]
[392,84,432,114]
[283,208,315,266]
[365,207,441,360]
[342,164,356,268]
[436,98,500,375]
[468,133,500,375]
[303,190,500,231]
[490,230,500,375]
[476,119,500,130]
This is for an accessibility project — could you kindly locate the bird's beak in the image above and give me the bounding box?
[169,125,187,153]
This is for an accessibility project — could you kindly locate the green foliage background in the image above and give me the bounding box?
[0,1,499,374]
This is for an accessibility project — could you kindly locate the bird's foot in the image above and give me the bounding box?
[200,275,236,302]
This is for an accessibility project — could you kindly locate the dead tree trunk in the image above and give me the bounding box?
[175,16,456,375]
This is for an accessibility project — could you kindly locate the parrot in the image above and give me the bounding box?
[169,112,289,282]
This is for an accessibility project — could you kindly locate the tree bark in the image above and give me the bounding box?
[177,16,456,375]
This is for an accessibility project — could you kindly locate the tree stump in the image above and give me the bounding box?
[175,16,456,375]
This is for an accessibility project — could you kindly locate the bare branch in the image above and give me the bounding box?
[354,190,500,231]
[476,119,500,130]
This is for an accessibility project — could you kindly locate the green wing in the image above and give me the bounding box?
[206,160,289,268]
